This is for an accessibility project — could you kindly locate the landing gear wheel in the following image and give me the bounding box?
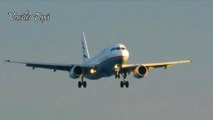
[120,81,129,88]
[83,81,87,88]
[125,81,129,88]
[78,81,82,88]
[120,81,124,88]
[78,81,87,88]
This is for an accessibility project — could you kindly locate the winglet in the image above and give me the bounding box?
[81,32,90,62]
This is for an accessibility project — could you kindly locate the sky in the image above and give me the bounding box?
[0,1,213,120]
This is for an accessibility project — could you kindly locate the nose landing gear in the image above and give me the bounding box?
[78,81,87,88]
[78,76,87,88]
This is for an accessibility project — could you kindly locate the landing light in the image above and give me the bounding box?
[90,69,96,74]
[114,64,120,72]
[114,64,119,69]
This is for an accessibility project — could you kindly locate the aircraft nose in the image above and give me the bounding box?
[122,49,129,58]
[121,49,129,63]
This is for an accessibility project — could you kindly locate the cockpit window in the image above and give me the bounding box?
[111,47,126,51]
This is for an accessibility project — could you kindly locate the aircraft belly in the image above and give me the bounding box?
[85,56,124,80]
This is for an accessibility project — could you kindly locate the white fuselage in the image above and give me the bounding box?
[82,43,129,80]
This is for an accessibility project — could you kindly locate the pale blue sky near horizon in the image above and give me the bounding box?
[0,1,213,120]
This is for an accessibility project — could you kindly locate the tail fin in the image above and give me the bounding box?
[81,32,90,62]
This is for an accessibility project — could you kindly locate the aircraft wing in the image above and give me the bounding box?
[4,60,95,72]
[122,60,192,71]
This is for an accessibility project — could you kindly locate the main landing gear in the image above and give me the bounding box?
[114,64,129,88]
[115,72,129,88]
[78,77,87,88]
[120,72,129,88]
[120,81,129,88]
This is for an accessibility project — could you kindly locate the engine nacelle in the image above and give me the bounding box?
[133,65,148,79]
[69,66,83,79]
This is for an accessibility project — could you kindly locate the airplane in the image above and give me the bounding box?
[5,32,192,88]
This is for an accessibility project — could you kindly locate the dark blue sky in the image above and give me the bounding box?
[1,1,212,120]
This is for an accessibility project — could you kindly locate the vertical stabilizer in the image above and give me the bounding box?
[81,32,90,62]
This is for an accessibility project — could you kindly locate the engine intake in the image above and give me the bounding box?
[69,66,83,79]
[133,65,148,79]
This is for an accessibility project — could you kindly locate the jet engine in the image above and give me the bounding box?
[133,65,148,79]
[69,66,83,79]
